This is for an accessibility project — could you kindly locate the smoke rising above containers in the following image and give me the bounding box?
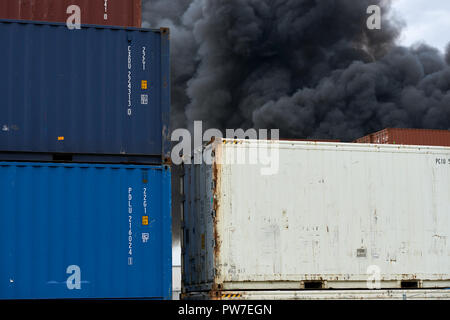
[142,0,450,140]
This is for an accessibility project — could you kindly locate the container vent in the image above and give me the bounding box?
[401,280,419,289]
[304,281,323,289]
[52,154,73,161]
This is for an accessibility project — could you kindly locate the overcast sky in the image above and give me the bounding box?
[392,0,450,52]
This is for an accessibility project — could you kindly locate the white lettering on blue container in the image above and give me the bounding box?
[143,187,147,214]
[127,46,132,116]
[128,187,133,265]
[142,46,146,71]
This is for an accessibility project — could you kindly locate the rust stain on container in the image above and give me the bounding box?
[354,128,450,147]
[281,139,341,143]
[211,146,226,292]
[0,0,142,28]
[182,139,450,295]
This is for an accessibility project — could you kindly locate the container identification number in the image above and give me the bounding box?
[436,158,450,165]
[128,187,133,265]
[142,46,146,71]
[127,45,132,116]
[143,187,147,214]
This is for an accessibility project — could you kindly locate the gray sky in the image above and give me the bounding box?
[392,0,450,52]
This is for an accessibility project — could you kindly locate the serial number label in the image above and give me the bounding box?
[127,45,132,116]
[128,187,133,266]
[143,187,147,214]
[436,158,450,165]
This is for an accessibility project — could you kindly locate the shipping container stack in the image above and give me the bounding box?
[0,1,172,300]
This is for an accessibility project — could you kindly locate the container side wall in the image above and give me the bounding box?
[0,162,171,300]
[183,140,450,291]
[0,20,169,160]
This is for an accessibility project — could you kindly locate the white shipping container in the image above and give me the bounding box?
[181,139,450,298]
[172,265,182,300]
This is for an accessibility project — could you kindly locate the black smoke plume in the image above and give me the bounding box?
[143,0,450,141]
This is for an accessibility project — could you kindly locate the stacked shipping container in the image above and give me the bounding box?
[181,139,450,300]
[354,128,450,147]
[0,162,171,299]
[0,2,172,300]
[0,0,142,28]
[0,20,170,164]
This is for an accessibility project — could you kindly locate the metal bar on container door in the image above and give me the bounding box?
[162,165,173,300]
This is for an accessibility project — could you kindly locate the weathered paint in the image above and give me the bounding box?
[183,289,450,300]
[182,139,450,294]
[182,160,216,291]
[0,162,172,299]
[172,265,181,300]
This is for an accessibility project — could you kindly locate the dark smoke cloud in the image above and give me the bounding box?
[446,43,450,66]
[143,0,450,140]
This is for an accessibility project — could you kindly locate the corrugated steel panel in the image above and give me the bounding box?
[183,139,450,294]
[355,128,450,147]
[0,20,170,163]
[0,0,141,28]
[0,162,172,299]
[354,135,371,144]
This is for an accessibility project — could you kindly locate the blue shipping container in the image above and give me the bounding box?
[0,20,170,163]
[0,162,172,299]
